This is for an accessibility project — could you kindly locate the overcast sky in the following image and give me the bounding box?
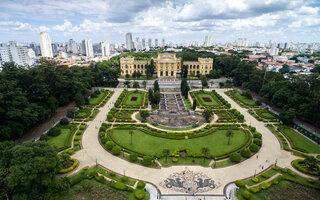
[0,0,319,44]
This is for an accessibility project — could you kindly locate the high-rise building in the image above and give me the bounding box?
[204,34,212,47]
[101,40,110,57]
[39,32,53,58]
[142,38,146,49]
[0,47,10,67]
[148,38,152,48]
[68,39,78,54]
[162,38,165,47]
[125,32,133,50]
[0,42,34,66]
[81,39,93,57]
[155,39,158,47]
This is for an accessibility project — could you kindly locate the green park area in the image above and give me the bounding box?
[88,90,109,105]
[276,125,320,153]
[123,91,145,106]
[226,90,257,107]
[193,91,220,107]
[110,128,248,158]
[46,123,78,151]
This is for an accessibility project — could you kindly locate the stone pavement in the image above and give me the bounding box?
[69,87,313,197]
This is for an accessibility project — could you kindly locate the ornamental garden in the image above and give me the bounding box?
[44,86,320,200]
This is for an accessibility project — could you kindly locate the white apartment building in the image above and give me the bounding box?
[125,32,133,50]
[0,42,34,66]
[39,32,53,58]
[101,40,110,57]
[204,34,212,47]
[81,39,93,57]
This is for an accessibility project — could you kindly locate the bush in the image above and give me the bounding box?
[235,180,245,187]
[58,159,78,174]
[261,173,269,178]
[111,181,126,190]
[242,190,251,199]
[251,177,259,183]
[48,127,61,137]
[249,144,259,152]
[134,190,145,200]
[110,172,116,177]
[137,181,146,189]
[111,146,122,155]
[249,186,260,193]
[253,138,262,146]
[253,132,262,139]
[260,182,271,190]
[105,141,115,150]
[240,148,251,158]
[129,153,138,162]
[172,157,178,162]
[60,117,69,125]
[122,176,128,182]
[230,152,242,163]
[287,169,296,176]
[272,180,279,185]
[142,156,153,166]
[307,178,315,184]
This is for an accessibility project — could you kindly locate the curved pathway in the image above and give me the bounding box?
[70,88,308,196]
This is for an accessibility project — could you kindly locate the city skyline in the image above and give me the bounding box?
[0,0,319,44]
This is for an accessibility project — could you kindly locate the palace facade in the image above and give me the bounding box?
[120,53,213,77]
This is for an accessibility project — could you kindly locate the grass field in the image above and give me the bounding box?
[277,125,320,153]
[158,156,211,166]
[255,109,277,120]
[88,90,108,105]
[111,129,247,157]
[122,91,145,106]
[75,108,91,119]
[192,91,221,107]
[48,124,78,149]
[232,90,256,106]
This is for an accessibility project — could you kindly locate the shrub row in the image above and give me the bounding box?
[58,159,78,174]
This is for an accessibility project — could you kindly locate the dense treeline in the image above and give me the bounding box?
[0,61,120,141]
[214,55,320,126]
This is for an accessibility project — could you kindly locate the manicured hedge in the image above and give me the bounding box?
[58,159,78,174]
[292,159,318,175]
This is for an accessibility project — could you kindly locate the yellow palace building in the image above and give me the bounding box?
[120,53,213,77]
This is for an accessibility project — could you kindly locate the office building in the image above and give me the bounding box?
[81,39,93,57]
[68,39,78,54]
[126,32,133,50]
[204,34,212,47]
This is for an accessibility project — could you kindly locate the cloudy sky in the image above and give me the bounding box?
[0,0,319,44]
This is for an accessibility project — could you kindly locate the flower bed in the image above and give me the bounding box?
[202,97,212,102]
[131,97,137,101]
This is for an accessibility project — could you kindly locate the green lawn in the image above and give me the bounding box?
[122,91,145,106]
[89,90,108,105]
[232,90,256,106]
[47,124,78,149]
[192,91,221,107]
[111,129,247,157]
[158,156,211,166]
[75,108,91,119]
[277,125,320,153]
[255,109,277,120]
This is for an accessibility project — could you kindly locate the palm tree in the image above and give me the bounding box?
[163,149,170,163]
[201,147,209,162]
[226,131,234,145]
[129,131,134,145]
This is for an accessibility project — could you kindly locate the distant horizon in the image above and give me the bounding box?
[0,0,319,44]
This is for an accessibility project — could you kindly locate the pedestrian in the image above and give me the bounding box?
[256,155,258,159]
[262,165,264,169]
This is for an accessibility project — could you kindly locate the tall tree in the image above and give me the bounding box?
[201,147,209,162]
[163,149,170,163]
[226,131,234,145]
[154,80,160,92]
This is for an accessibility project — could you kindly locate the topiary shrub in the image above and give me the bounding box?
[129,153,138,162]
[251,177,259,183]
[272,179,279,185]
[307,178,315,184]
[137,181,146,189]
[142,156,152,166]
[172,157,178,163]
[242,190,251,199]
[48,127,61,137]
[235,180,245,187]
[230,152,242,163]
[240,148,251,158]
[249,144,259,152]
[287,169,296,176]
[253,132,262,139]
[110,181,126,190]
[260,182,271,190]
[134,190,145,200]
[122,176,128,182]
[110,171,116,177]
[60,117,69,125]
[249,186,260,193]
[105,141,115,150]
[261,172,269,178]
[111,146,122,155]
[253,138,262,146]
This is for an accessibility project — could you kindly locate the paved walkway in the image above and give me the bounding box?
[69,88,311,197]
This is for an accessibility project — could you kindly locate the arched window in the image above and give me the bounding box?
[197,65,199,69]
[126,65,128,69]
[134,64,136,69]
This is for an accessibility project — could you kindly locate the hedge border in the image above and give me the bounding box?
[58,158,79,174]
[292,159,318,176]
